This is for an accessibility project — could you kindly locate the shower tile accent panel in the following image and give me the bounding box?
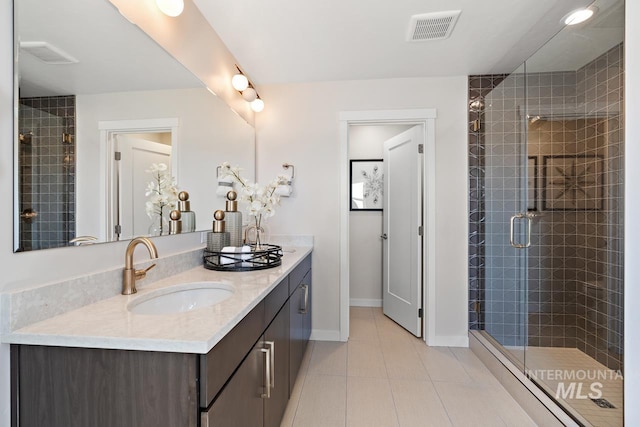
[18,96,76,251]
[469,43,624,371]
[468,75,508,331]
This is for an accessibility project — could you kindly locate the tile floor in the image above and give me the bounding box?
[281,307,537,427]
[509,346,623,427]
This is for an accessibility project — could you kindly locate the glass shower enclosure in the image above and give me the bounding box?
[469,0,624,424]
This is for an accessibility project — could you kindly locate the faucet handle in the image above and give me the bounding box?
[135,263,156,280]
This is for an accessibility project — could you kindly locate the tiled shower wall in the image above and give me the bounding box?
[17,95,76,251]
[468,43,624,371]
[468,74,507,331]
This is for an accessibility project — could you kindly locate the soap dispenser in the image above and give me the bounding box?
[178,191,196,232]
[169,209,182,234]
[225,190,243,247]
[206,210,231,252]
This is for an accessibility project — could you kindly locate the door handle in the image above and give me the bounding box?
[299,284,309,314]
[261,346,272,399]
[265,341,275,389]
[380,233,388,240]
[509,213,532,249]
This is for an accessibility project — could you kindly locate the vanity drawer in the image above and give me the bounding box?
[199,300,265,408]
[288,254,311,295]
[264,278,289,328]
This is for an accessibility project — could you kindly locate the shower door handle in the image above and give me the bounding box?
[509,213,531,249]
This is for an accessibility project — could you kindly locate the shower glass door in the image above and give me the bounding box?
[476,1,625,423]
[482,63,530,368]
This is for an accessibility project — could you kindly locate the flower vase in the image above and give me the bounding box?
[245,220,270,251]
[148,214,170,236]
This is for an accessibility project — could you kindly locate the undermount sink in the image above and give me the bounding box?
[127,282,235,315]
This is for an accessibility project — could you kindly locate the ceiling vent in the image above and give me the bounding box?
[20,42,79,64]
[408,10,461,42]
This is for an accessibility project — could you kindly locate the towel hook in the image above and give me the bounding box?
[216,165,221,178]
[282,163,295,181]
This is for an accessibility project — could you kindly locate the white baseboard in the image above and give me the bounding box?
[349,298,382,307]
[427,335,469,347]
[310,329,341,341]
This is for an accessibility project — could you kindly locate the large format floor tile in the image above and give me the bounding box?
[282,307,536,427]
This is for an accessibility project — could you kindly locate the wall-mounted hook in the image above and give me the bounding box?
[282,163,295,181]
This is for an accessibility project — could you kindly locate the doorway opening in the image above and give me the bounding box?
[339,109,437,344]
[97,118,179,242]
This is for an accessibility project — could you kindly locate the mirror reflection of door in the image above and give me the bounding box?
[113,133,172,241]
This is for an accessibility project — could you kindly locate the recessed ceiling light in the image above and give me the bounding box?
[563,7,597,26]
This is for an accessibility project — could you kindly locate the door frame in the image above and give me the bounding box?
[338,109,437,344]
[98,118,180,241]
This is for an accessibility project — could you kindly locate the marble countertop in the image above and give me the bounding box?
[3,246,312,354]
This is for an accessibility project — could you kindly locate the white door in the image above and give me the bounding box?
[115,135,172,240]
[382,125,423,337]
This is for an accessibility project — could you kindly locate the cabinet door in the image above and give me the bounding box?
[202,341,264,427]
[301,270,312,343]
[289,283,308,393]
[263,302,290,427]
[14,345,198,427]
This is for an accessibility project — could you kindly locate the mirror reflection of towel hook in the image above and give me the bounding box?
[282,163,295,181]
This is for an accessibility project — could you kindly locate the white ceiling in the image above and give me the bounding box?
[526,0,624,73]
[192,0,596,85]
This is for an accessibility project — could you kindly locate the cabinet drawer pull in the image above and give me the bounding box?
[299,284,309,314]
[261,347,272,399]
[265,341,275,389]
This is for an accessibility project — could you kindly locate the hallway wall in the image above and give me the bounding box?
[255,76,470,344]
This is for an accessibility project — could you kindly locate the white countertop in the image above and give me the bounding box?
[3,247,312,354]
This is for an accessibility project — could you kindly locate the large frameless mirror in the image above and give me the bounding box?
[14,0,255,252]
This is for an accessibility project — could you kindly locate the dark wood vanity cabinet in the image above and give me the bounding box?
[11,254,312,427]
[289,269,312,393]
[12,346,199,427]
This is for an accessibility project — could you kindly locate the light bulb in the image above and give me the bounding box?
[563,8,595,25]
[251,98,265,112]
[242,87,257,102]
[156,0,184,17]
[231,74,249,91]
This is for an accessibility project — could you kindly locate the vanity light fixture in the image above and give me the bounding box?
[563,7,597,26]
[232,65,265,112]
[242,87,258,102]
[156,0,184,17]
[232,73,249,91]
[251,98,265,113]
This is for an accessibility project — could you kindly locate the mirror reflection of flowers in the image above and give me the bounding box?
[145,163,178,235]
[220,162,288,248]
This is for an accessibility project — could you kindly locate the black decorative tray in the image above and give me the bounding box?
[203,244,283,271]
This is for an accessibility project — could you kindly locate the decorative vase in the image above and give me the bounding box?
[148,214,170,236]
[245,217,269,250]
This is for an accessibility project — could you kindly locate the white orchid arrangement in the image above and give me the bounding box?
[145,163,178,235]
[220,162,289,242]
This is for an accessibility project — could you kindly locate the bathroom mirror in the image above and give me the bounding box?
[14,0,255,252]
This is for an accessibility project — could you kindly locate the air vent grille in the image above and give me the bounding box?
[408,11,461,42]
[20,42,78,64]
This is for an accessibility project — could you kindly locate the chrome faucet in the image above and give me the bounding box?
[122,237,159,295]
